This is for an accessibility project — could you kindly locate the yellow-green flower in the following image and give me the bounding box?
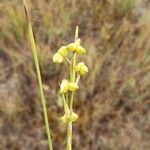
[53,52,63,63]
[76,46,86,54]
[75,62,83,72]
[68,82,79,92]
[60,80,79,93]
[67,42,86,54]
[60,79,69,93]
[67,43,77,52]
[58,46,68,57]
[75,62,88,75]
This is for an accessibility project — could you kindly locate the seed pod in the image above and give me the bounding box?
[58,46,68,57]
[67,43,77,52]
[60,79,69,93]
[53,52,63,63]
[76,46,86,54]
[68,82,79,92]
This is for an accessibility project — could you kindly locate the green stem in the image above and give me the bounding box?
[72,53,76,82]
[66,26,78,150]
[76,75,80,84]
[66,121,72,150]
[66,54,76,150]
[70,53,76,112]
[23,1,53,150]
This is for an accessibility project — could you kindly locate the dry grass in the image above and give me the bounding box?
[0,0,150,149]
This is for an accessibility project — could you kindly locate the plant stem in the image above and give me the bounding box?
[76,75,80,84]
[23,1,53,150]
[66,26,78,150]
[66,121,72,150]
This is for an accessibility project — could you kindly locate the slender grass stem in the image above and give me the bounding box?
[23,1,53,150]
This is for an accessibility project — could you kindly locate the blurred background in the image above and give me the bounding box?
[0,0,150,149]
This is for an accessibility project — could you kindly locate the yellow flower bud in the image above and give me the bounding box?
[67,42,86,54]
[60,114,68,124]
[76,46,86,54]
[80,65,88,75]
[75,62,88,75]
[67,43,77,52]
[53,52,63,63]
[68,112,78,122]
[68,82,79,92]
[75,62,84,72]
[60,79,69,93]
[58,46,68,57]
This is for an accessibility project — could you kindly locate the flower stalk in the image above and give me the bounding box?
[53,26,88,150]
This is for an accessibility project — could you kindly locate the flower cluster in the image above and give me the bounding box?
[53,42,86,63]
[60,79,79,94]
[75,62,88,75]
[52,39,88,124]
